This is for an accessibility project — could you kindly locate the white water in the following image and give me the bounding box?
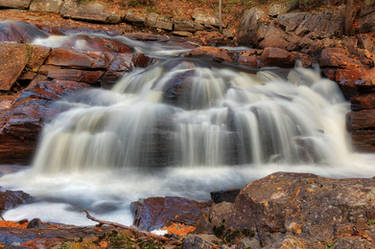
[1,33,375,226]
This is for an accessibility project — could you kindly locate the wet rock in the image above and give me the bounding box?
[351,93,375,111]
[192,8,223,29]
[0,189,31,213]
[131,196,209,231]
[351,130,375,152]
[198,172,375,248]
[0,21,48,43]
[40,66,104,84]
[0,79,90,164]
[60,0,124,24]
[0,43,28,91]
[29,0,64,13]
[46,48,114,69]
[0,0,31,9]
[184,46,234,63]
[348,109,375,130]
[155,16,173,31]
[53,34,133,54]
[210,189,240,204]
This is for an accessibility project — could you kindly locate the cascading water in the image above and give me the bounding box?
[2,33,375,226]
[32,58,350,172]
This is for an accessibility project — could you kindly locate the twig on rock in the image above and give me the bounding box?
[82,209,168,242]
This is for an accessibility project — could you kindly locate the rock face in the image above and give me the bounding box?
[197,172,375,248]
[131,196,209,232]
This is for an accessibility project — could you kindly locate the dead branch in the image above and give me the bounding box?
[82,209,168,242]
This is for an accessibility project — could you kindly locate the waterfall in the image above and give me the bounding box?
[32,57,350,173]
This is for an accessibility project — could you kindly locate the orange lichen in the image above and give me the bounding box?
[0,220,28,229]
[163,223,196,236]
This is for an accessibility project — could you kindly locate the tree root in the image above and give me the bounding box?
[82,209,168,242]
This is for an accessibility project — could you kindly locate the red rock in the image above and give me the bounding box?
[0,79,90,164]
[40,65,104,84]
[237,54,258,68]
[184,46,234,63]
[131,196,209,231]
[260,47,295,67]
[0,43,28,90]
[320,48,362,68]
[46,48,114,69]
[351,93,375,111]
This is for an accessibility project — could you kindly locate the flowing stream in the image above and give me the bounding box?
[1,33,375,226]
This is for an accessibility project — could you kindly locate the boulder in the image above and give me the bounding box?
[198,172,375,248]
[0,0,31,9]
[30,0,64,13]
[237,7,268,46]
[0,43,28,91]
[192,8,223,29]
[131,196,209,231]
[60,0,124,24]
[260,47,295,67]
